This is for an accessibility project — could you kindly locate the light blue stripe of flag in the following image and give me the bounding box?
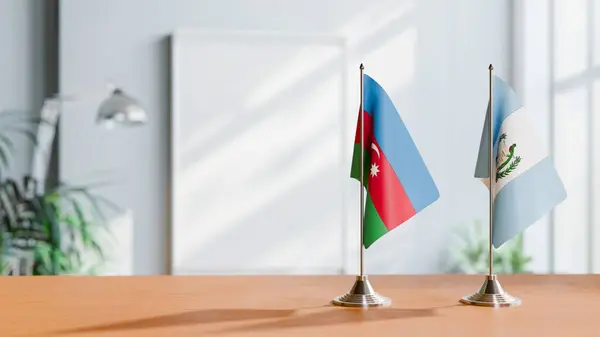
[473,75,566,248]
[493,157,565,247]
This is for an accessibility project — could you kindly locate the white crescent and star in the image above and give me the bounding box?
[370,143,381,177]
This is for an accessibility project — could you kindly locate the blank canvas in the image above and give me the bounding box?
[170,30,351,275]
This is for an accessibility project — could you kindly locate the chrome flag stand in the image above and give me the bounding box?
[459,64,521,307]
[331,63,390,308]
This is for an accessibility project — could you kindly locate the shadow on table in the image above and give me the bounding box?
[213,306,446,334]
[52,304,458,335]
[53,308,297,335]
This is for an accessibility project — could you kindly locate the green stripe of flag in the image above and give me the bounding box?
[364,196,388,248]
[351,143,371,185]
[351,143,389,248]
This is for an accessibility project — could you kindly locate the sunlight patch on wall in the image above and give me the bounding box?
[553,0,588,81]
[337,0,413,46]
[177,77,340,243]
[552,86,589,273]
[243,43,344,111]
[594,1,600,66]
[593,80,600,273]
[362,27,417,96]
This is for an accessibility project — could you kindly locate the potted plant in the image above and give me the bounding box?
[0,110,118,275]
[446,219,532,274]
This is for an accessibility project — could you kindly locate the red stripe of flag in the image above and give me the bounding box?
[368,138,416,230]
[354,109,373,147]
[354,109,416,230]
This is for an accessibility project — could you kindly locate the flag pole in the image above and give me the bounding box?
[488,64,494,278]
[459,64,521,307]
[331,63,390,308]
[359,63,365,278]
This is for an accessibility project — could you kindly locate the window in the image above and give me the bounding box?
[516,0,600,273]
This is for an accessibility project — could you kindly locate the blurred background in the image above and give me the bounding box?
[0,0,594,276]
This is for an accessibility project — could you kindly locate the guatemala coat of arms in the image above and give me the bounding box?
[495,133,521,182]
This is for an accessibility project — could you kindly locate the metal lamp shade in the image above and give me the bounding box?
[96,89,147,128]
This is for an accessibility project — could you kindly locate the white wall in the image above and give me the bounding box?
[59,0,512,275]
[0,0,48,179]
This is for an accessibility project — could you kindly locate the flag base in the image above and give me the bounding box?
[459,274,521,307]
[331,275,391,308]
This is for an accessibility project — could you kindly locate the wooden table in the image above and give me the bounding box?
[2,275,599,337]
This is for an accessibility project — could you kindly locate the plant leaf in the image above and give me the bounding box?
[0,134,15,154]
[35,242,53,272]
[0,142,11,170]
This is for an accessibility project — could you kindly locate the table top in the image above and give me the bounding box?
[2,274,599,337]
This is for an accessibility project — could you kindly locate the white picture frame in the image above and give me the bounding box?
[169,29,352,275]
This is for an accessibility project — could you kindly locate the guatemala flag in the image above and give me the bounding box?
[474,75,567,248]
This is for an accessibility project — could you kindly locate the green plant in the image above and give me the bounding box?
[448,219,532,274]
[32,183,119,275]
[0,110,118,275]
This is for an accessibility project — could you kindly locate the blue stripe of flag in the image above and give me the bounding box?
[362,74,439,212]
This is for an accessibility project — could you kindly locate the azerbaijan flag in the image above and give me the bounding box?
[351,74,439,248]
